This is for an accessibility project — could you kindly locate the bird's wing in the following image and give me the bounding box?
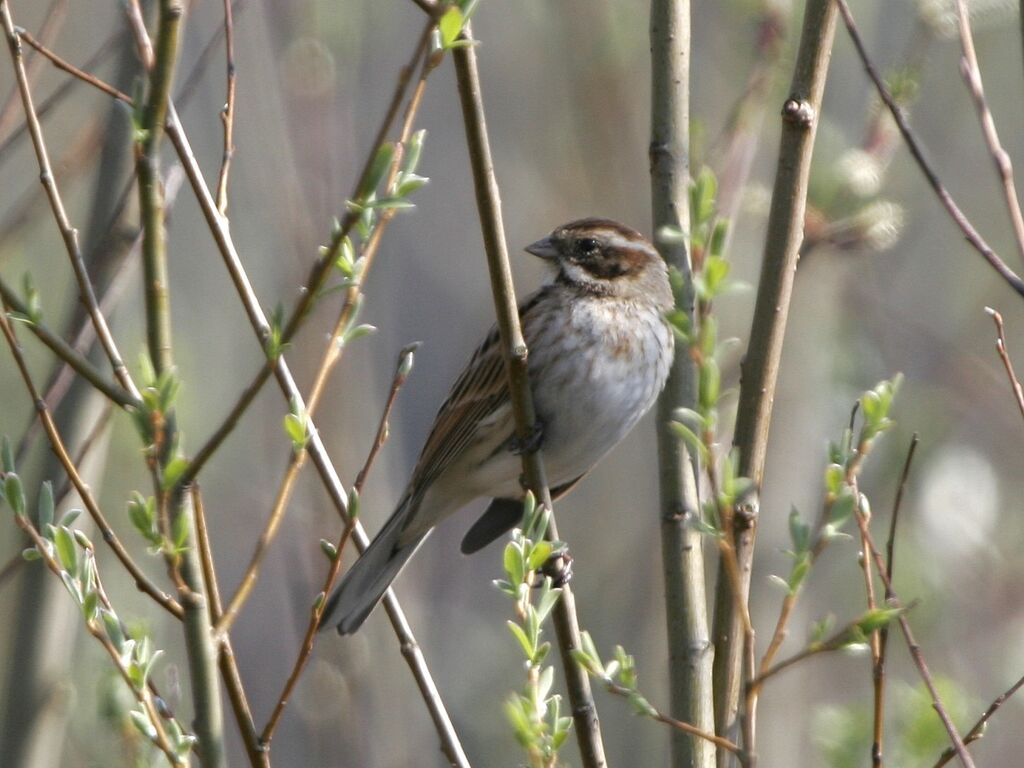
[411,288,551,494]
[411,324,510,490]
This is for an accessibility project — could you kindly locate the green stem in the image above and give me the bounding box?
[650,0,715,766]
[452,21,606,768]
[711,1,838,763]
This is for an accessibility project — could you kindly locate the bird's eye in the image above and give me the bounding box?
[576,238,599,256]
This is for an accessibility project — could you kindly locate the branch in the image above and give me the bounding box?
[874,434,919,767]
[259,345,414,750]
[214,0,235,214]
[159,38,469,767]
[451,21,606,768]
[0,305,182,617]
[985,307,1024,421]
[650,0,715,764]
[0,6,139,401]
[133,3,228,765]
[712,0,838,756]
[953,0,1024,267]
[851,500,974,767]
[932,673,1024,768]
[834,0,1024,298]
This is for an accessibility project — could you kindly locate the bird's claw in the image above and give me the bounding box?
[533,548,573,588]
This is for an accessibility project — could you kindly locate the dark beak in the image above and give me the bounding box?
[525,235,559,260]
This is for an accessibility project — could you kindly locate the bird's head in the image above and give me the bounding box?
[525,218,672,308]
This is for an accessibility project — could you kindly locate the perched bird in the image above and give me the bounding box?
[324,218,675,634]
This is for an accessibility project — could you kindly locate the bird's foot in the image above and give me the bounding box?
[533,548,573,588]
[510,418,545,456]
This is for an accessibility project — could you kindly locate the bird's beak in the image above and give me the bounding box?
[525,236,559,260]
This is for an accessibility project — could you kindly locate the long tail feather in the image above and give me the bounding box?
[321,496,428,634]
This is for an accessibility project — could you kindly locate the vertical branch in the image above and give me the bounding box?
[712,0,838,759]
[650,0,715,766]
[954,0,1024,267]
[138,0,183,376]
[451,22,607,768]
[135,3,226,766]
[215,0,235,214]
[0,4,139,402]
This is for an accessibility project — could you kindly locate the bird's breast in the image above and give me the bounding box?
[527,298,673,483]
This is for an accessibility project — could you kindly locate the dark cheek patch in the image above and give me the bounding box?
[578,248,644,280]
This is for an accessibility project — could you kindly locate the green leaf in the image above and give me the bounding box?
[54,526,78,574]
[669,421,709,463]
[526,541,553,572]
[503,541,525,585]
[507,620,534,659]
[161,456,189,492]
[59,508,82,527]
[439,6,465,49]
[320,539,338,561]
[1,435,14,473]
[172,508,191,552]
[699,358,720,413]
[5,473,25,516]
[37,481,54,528]
[357,143,395,201]
[283,412,309,450]
[788,507,810,553]
[856,607,904,635]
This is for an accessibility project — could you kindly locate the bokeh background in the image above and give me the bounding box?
[2,0,1024,765]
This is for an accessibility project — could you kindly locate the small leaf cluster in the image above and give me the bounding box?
[283,396,311,453]
[437,0,479,51]
[497,493,571,768]
[808,607,905,658]
[344,129,430,245]
[773,375,902,598]
[665,168,751,537]
[3,453,195,762]
[131,353,182,465]
[574,635,659,720]
[7,272,43,325]
[127,491,189,557]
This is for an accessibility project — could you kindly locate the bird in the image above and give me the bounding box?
[323,218,675,634]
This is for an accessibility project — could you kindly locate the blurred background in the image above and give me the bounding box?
[1,0,1024,765]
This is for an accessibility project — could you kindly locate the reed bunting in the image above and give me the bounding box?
[324,218,675,633]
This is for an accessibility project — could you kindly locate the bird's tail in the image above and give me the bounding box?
[321,494,428,635]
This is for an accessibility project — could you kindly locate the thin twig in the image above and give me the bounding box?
[650,0,715,763]
[210,49,436,637]
[123,0,154,69]
[180,20,435,486]
[601,679,740,754]
[985,308,1024,421]
[0,281,136,408]
[160,32,469,767]
[835,0,1024,298]
[953,0,1024,268]
[215,0,236,214]
[713,1,838,759]
[259,345,415,749]
[932,673,1024,768]
[0,25,123,161]
[0,309,182,617]
[875,434,919,767]
[851,501,974,767]
[0,7,140,401]
[17,29,131,103]
[452,20,606,768]
[12,518,186,765]
[0,0,65,141]
[192,487,267,768]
